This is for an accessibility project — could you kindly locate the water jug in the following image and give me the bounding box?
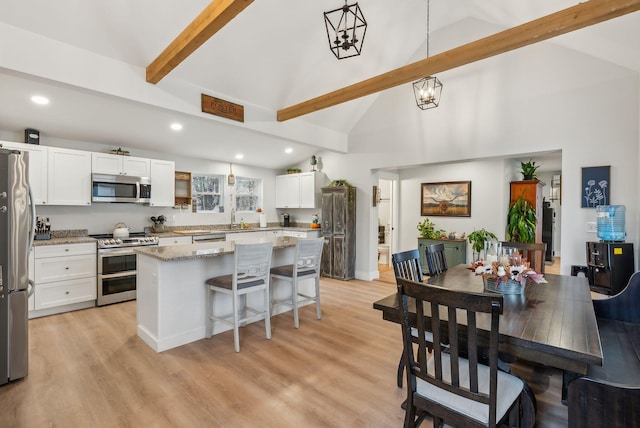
[596,205,626,241]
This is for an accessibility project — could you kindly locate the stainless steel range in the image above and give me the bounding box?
[91,232,159,306]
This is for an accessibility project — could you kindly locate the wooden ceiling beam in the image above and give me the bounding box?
[277,0,640,121]
[146,0,254,84]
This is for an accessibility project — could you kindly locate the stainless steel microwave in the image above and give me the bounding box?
[92,174,151,204]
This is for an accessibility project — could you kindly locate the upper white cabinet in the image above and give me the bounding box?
[275,172,325,208]
[48,147,92,206]
[149,159,175,207]
[0,141,48,205]
[92,152,151,177]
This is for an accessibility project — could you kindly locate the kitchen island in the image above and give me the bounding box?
[135,236,306,352]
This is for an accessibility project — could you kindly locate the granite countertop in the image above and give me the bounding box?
[150,226,319,238]
[33,236,97,246]
[135,236,299,262]
[32,229,96,246]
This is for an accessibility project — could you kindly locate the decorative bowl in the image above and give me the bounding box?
[483,277,526,294]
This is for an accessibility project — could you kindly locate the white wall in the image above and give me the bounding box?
[316,30,640,279]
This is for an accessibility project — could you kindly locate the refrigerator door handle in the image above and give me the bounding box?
[27,279,35,297]
[28,184,35,253]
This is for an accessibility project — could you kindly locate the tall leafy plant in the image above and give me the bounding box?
[506,196,537,243]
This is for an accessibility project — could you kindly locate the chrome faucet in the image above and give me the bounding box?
[230,207,236,228]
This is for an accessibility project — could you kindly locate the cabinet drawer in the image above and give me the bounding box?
[35,242,96,258]
[35,254,97,284]
[35,277,97,310]
[158,236,193,246]
[283,230,321,238]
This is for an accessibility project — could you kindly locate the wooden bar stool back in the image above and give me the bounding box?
[270,237,324,328]
[205,241,274,352]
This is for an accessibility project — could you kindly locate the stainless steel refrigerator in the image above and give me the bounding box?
[0,148,35,385]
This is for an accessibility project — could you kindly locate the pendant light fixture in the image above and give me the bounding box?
[412,0,443,110]
[228,163,235,185]
[324,1,367,60]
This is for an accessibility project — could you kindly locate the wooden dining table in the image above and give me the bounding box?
[373,264,603,376]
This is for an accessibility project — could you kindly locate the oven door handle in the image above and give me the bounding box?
[98,248,140,257]
[99,271,137,279]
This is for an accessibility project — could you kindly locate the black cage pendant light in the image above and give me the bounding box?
[413,0,442,109]
[324,1,367,60]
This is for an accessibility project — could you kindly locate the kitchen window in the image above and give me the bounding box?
[192,174,225,213]
[235,177,262,212]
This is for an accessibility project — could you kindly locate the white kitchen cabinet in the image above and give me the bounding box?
[158,236,192,246]
[282,230,321,238]
[0,140,48,205]
[150,159,175,207]
[225,231,267,241]
[48,147,92,205]
[32,242,97,312]
[92,152,151,177]
[275,172,325,208]
[266,230,283,239]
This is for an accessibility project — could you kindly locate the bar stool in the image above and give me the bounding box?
[205,241,273,352]
[270,238,324,328]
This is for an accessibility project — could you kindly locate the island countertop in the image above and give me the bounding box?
[135,236,299,262]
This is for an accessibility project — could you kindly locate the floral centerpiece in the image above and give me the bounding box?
[470,257,546,294]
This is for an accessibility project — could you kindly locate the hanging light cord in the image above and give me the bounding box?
[426,0,431,59]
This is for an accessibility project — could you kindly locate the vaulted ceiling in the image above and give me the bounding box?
[1,0,639,169]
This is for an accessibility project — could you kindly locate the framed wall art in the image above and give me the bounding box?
[420,181,471,217]
[581,166,610,208]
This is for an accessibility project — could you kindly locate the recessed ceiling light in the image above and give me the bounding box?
[235,153,244,160]
[170,123,183,131]
[31,95,49,105]
[285,147,293,154]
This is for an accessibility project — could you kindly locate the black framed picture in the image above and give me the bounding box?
[420,181,471,217]
[581,166,610,208]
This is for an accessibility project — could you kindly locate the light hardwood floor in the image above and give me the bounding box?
[0,276,568,427]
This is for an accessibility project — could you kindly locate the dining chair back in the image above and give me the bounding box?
[391,249,424,283]
[425,243,448,276]
[396,277,524,427]
[205,241,274,352]
[270,237,324,328]
[391,249,426,387]
[500,241,547,273]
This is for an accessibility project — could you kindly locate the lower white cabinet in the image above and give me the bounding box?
[225,231,267,241]
[31,242,96,314]
[282,230,321,238]
[35,277,97,310]
[158,236,193,246]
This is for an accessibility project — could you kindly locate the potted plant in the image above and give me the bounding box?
[467,228,498,260]
[417,217,445,239]
[520,159,540,180]
[506,195,537,243]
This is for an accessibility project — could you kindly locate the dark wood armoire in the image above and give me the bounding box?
[320,186,356,280]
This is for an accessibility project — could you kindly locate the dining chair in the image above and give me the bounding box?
[425,243,448,276]
[205,241,273,353]
[270,237,324,328]
[391,249,431,388]
[396,276,524,428]
[500,241,547,273]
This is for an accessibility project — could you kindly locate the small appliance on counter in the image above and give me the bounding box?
[34,216,51,240]
[282,213,290,227]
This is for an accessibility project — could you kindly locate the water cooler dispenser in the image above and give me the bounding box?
[585,205,634,295]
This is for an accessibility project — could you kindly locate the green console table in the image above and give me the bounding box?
[417,238,467,275]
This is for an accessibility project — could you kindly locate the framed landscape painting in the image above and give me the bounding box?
[421,181,471,217]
